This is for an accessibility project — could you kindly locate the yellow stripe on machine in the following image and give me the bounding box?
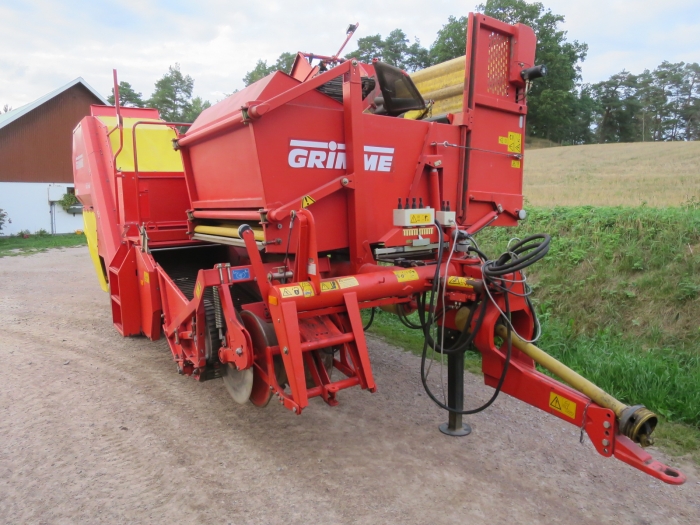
[193,224,265,242]
[97,116,184,173]
[82,210,109,292]
[405,56,466,119]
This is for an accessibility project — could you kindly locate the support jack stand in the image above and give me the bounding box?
[439,350,472,437]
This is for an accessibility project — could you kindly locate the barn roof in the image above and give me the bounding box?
[0,77,108,131]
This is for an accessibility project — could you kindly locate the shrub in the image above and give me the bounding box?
[0,208,8,232]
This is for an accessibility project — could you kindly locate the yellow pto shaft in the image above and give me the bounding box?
[495,324,658,447]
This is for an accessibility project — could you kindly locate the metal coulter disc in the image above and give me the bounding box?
[221,364,254,404]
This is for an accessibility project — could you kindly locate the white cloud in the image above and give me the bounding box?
[0,0,698,109]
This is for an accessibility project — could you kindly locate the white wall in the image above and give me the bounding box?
[0,182,84,236]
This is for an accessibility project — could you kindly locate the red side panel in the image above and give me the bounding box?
[461,14,536,226]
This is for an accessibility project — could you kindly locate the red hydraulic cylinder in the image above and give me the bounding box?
[267,264,447,311]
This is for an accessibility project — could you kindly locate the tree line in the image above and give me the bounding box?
[104,0,698,143]
[243,0,699,144]
[107,64,211,123]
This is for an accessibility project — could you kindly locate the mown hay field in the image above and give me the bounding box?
[524,141,700,207]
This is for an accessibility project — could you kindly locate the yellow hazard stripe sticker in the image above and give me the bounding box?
[549,392,577,419]
[394,269,419,282]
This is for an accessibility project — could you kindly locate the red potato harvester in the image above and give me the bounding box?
[73,13,685,484]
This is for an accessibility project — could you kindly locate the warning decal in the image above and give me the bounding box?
[194,281,203,299]
[511,160,521,169]
[394,269,419,282]
[280,285,302,298]
[320,280,339,292]
[301,195,316,208]
[447,276,474,289]
[549,392,577,419]
[337,276,359,289]
[279,282,315,298]
[409,213,431,224]
[498,132,522,154]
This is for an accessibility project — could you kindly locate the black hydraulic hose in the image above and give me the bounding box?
[420,279,513,415]
[418,292,488,355]
[363,307,376,330]
[397,303,422,329]
[483,234,550,277]
[418,224,550,415]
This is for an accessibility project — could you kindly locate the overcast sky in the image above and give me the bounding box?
[1,0,698,109]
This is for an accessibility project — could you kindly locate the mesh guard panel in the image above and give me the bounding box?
[486,32,510,97]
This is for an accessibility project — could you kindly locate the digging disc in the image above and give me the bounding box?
[221,364,254,404]
[240,311,283,407]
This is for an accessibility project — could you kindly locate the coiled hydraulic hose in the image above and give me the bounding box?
[420,224,550,415]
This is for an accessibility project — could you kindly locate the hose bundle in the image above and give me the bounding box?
[420,223,550,415]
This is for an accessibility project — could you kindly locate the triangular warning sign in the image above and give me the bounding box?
[301,195,316,208]
[550,395,562,410]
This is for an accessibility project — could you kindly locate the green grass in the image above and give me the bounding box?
[365,205,700,462]
[0,232,86,257]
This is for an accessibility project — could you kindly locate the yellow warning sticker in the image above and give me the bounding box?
[144,272,150,284]
[549,392,577,419]
[410,213,431,224]
[320,280,339,292]
[280,282,316,298]
[511,160,521,169]
[337,276,359,289]
[447,276,475,289]
[394,269,420,282]
[498,132,522,154]
[194,281,203,299]
[301,195,316,208]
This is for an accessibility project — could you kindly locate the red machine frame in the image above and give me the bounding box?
[72,13,685,485]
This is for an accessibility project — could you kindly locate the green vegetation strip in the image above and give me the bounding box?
[365,205,700,462]
[0,232,86,258]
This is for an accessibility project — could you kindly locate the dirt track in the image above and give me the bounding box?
[1,247,699,524]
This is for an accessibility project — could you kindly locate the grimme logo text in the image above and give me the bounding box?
[288,140,394,172]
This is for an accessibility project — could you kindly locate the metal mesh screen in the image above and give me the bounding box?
[486,32,510,96]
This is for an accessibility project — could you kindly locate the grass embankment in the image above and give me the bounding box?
[366,206,700,463]
[524,141,700,207]
[0,232,86,258]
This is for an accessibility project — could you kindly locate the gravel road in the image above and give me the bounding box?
[1,247,698,524]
